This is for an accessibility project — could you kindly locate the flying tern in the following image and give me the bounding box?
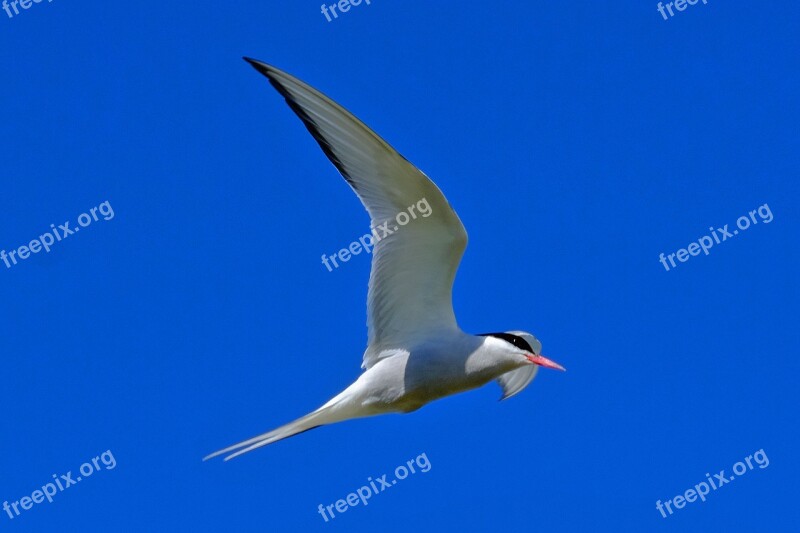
[205,58,565,461]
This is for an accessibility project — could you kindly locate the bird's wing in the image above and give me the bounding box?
[496,332,543,399]
[496,366,538,400]
[245,59,467,369]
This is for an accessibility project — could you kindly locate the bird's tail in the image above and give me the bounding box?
[203,394,361,461]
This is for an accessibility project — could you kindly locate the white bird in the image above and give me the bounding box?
[205,58,565,461]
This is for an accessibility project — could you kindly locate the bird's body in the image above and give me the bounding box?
[341,331,507,415]
[205,59,564,461]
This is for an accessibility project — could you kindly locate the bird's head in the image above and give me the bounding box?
[478,331,565,371]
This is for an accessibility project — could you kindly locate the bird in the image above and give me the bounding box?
[204,58,565,461]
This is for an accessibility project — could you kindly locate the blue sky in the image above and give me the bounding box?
[1,1,798,531]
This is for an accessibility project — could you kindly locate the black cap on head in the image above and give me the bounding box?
[477,332,535,353]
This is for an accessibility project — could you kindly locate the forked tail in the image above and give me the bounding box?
[204,405,342,461]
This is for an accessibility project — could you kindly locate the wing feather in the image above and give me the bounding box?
[245,59,467,369]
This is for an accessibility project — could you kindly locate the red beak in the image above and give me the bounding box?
[526,353,566,371]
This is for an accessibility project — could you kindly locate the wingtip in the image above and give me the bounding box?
[242,56,260,69]
[242,56,271,76]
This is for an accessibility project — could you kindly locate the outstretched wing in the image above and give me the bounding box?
[245,59,467,369]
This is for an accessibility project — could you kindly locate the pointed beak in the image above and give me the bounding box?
[526,353,566,371]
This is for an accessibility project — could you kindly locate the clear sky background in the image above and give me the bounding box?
[1,1,798,532]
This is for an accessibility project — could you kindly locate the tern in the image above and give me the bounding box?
[205,59,565,461]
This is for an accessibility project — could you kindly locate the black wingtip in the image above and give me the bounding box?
[242,56,269,74]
